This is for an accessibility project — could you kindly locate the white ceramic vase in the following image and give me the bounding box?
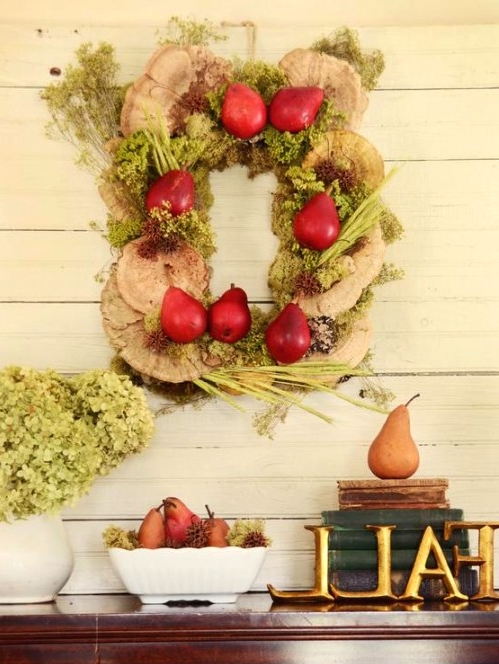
[0,514,74,603]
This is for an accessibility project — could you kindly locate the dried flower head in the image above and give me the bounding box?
[0,366,155,521]
[294,271,322,297]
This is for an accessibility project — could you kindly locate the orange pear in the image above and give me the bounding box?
[137,505,166,549]
[204,505,230,547]
[367,394,420,480]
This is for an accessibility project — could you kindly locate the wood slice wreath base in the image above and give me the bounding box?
[43,22,404,436]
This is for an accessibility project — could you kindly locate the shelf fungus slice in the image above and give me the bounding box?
[295,225,385,319]
[101,272,219,384]
[115,237,210,314]
[303,129,385,190]
[121,44,232,136]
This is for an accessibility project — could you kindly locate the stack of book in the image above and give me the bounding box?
[322,480,477,600]
[337,478,450,510]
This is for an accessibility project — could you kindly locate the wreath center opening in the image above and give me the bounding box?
[208,166,279,301]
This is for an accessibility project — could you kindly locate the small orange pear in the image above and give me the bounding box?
[138,505,166,549]
[367,394,420,480]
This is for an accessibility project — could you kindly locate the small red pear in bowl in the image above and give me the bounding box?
[163,497,201,547]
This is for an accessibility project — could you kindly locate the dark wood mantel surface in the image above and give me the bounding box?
[2,593,499,663]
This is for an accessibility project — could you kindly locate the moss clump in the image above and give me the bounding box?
[231,58,287,103]
[310,27,385,91]
[226,519,271,548]
[106,216,143,249]
[102,525,139,550]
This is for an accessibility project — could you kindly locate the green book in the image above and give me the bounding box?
[322,508,464,528]
[328,547,469,571]
[327,526,469,551]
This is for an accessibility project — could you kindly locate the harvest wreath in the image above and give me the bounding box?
[42,20,403,435]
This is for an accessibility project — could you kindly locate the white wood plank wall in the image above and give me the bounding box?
[1,2,499,595]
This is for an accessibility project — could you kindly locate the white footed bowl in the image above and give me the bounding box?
[108,546,267,604]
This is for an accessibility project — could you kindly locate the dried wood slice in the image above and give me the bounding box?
[295,224,385,319]
[101,273,219,383]
[115,237,210,314]
[303,130,385,189]
[278,48,368,131]
[121,44,232,136]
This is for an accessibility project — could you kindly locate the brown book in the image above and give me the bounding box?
[337,478,449,510]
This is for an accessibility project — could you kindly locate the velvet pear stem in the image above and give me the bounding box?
[405,393,420,407]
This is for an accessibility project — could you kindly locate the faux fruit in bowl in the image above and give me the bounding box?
[103,497,271,604]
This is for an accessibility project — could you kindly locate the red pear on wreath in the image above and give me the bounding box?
[269,86,324,133]
[265,303,311,364]
[293,192,341,251]
[221,83,268,139]
[163,497,201,546]
[160,286,207,343]
[208,285,252,343]
[145,169,195,216]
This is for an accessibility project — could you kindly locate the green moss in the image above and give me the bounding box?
[231,59,287,103]
[154,208,216,259]
[106,215,143,248]
[373,261,405,285]
[379,207,405,244]
[310,27,385,91]
[114,131,153,199]
[102,525,139,550]
[143,308,161,333]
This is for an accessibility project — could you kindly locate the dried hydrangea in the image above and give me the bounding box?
[0,366,155,521]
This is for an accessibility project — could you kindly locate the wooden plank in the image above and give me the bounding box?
[3,87,499,166]
[2,24,499,90]
[0,23,251,88]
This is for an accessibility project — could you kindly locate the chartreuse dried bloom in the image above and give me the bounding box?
[0,366,154,521]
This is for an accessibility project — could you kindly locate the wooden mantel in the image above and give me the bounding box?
[2,593,499,663]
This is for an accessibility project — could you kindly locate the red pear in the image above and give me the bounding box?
[204,506,230,547]
[293,192,341,251]
[265,303,311,364]
[269,86,324,133]
[145,169,195,216]
[163,497,201,546]
[219,285,248,304]
[137,505,166,549]
[208,285,252,343]
[160,286,207,343]
[221,83,267,139]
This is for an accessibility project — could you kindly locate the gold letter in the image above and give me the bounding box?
[399,526,467,602]
[330,525,398,601]
[268,525,334,602]
[444,520,499,601]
